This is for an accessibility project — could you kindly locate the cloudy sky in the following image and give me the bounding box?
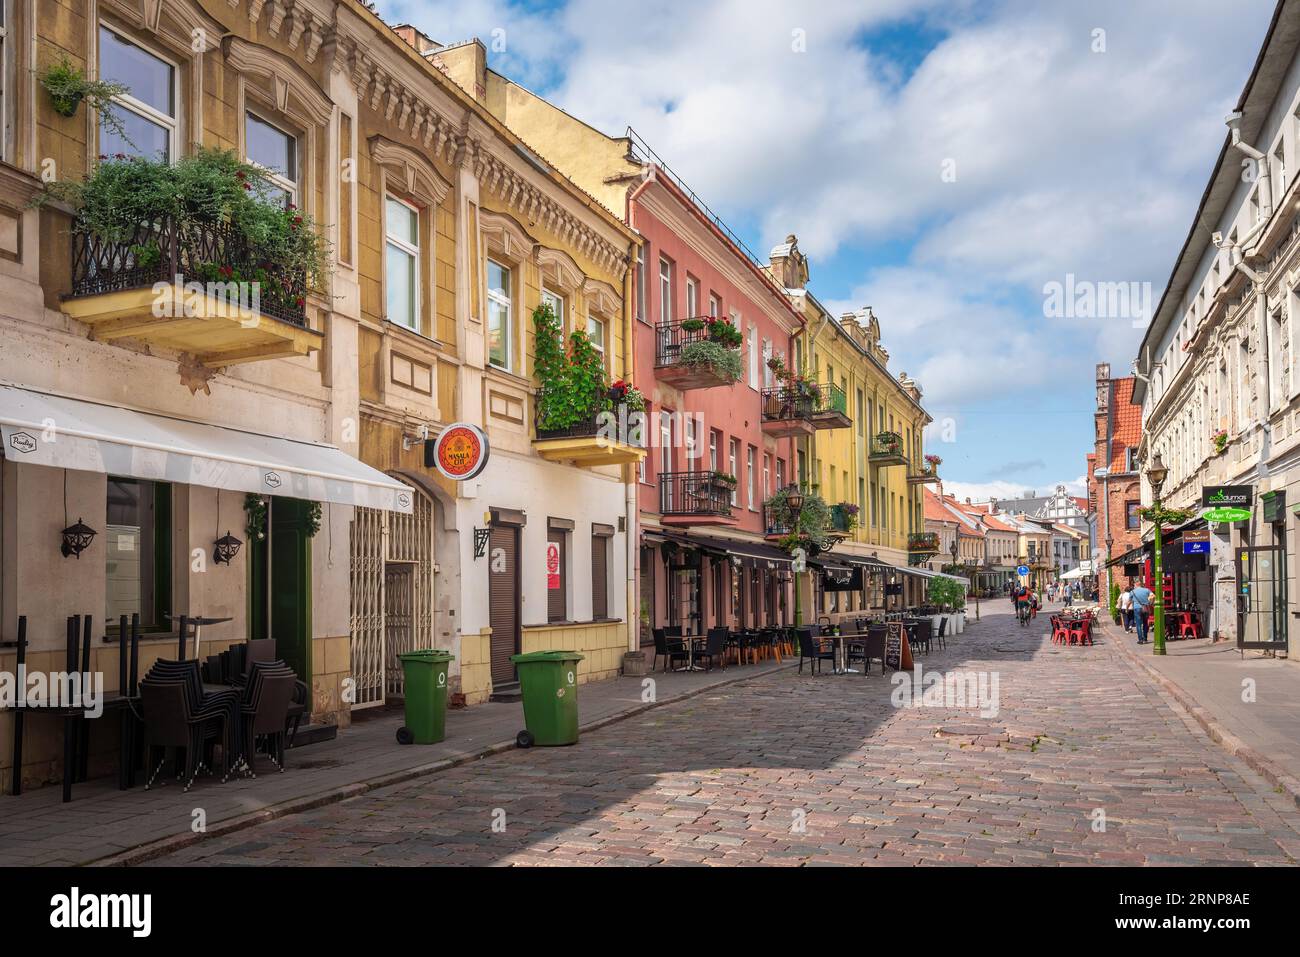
[375,0,1275,500]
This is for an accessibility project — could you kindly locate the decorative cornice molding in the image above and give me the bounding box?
[231,0,330,62]
[479,208,536,262]
[223,36,333,125]
[105,0,223,51]
[582,278,621,317]
[368,135,451,206]
[471,139,626,278]
[535,246,585,292]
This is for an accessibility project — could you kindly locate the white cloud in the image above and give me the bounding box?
[941,476,1088,504]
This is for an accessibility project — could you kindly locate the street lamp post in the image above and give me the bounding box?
[785,484,805,627]
[1146,453,1169,656]
[1104,533,1114,619]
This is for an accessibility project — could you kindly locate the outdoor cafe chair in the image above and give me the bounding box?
[934,616,948,650]
[909,619,933,656]
[1176,612,1202,640]
[796,627,835,675]
[696,628,728,672]
[847,628,885,676]
[1067,617,1092,646]
[240,661,298,775]
[652,628,688,672]
[139,678,229,791]
[231,639,310,745]
[1051,616,1070,645]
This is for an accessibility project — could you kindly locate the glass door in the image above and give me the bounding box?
[1236,546,1287,650]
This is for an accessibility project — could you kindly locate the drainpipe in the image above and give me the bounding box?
[1233,258,1273,470]
[623,236,641,665]
[1227,111,1272,222]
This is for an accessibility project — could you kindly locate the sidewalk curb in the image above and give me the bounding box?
[90,661,797,867]
[1105,619,1300,810]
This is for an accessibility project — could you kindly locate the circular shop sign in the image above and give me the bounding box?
[432,422,490,481]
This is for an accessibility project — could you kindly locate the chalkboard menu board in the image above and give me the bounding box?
[884,622,904,671]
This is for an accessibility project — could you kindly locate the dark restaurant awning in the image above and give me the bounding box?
[643,530,793,568]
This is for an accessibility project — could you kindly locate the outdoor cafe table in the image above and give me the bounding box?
[10,694,139,803]
[824,624,915,674]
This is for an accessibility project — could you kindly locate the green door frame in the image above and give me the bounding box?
[249,497,313,690]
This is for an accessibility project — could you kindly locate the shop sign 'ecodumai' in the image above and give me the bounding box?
[1200,485,1252,524]
[426,423,490,482]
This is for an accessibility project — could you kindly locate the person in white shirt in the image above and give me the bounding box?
[1118,586,1134,632]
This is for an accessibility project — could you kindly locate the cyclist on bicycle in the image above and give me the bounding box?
[1013,583,1033,626]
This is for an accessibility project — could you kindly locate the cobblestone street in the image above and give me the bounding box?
[144,606,1300,866]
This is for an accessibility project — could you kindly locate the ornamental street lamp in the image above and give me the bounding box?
[1146,452,1169,656]
[783,484,807,626]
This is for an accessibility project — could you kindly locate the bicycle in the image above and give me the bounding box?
[1016,602,1031,627]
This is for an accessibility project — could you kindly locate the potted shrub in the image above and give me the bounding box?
[679,339,743,383]
[705,315,743,348]
[711,472,738,491]
[681,317,706,333]
[39,56,129,127]
[1212,429,1228,456]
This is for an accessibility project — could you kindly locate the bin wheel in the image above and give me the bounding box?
[396,726,414,745]
[516,730,534,749]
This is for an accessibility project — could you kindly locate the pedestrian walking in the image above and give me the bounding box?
[1131,582,1154,644]
[1119,585,1133,631]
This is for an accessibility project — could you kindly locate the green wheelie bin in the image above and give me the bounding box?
[396,649,454,745]
[510,650,584,747]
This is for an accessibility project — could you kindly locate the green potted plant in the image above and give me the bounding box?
[38,56,133,141]
[1212,429,1228,455]
[679,339,743,383]
[681,317,706,333]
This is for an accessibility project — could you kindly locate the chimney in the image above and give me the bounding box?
[391,24,441,55]
[768,234,807,290]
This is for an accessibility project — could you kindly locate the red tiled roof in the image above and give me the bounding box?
[923,488,957,522]
[1107,377,1142,472]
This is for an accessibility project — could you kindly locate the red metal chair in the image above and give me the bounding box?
[1068,617,1091,646]
[1177,612,1202,640]
[1050,616,1070,645]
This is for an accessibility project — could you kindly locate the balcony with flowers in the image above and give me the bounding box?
[908,453,943,485]
[760,356,849,437]
[532,303,647,468]
[869,430,908,467]
[659,470,737,526]
[50,149,325,369]
[908,531,940,565]
[654,314,744,390]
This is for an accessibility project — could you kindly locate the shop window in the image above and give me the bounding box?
[99,25,178,161]
[105,478,171,631]
[384,195,420,331]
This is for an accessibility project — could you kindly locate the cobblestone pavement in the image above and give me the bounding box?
[146,606,1300,866]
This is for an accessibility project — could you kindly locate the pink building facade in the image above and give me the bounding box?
[630,169,804,647]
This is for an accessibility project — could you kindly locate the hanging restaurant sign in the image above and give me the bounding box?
[1181,529,1210,555]
[427,422,490,482]
[821,566,863,591]
[1200,485,1252,523]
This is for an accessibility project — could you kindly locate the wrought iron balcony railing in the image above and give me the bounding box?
[659,471,734,518]
[870,430,907,463]
[762,502,795,537]
[68,216,308,327]
[760,381,844,422]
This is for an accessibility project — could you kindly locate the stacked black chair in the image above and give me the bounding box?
[139,660,240,790]
[240,660,298,775]
[230,639,310,746]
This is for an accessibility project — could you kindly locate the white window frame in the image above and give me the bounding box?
[745,319,757,389]
[99,24,179,161]
[747,446,756,509]
[686,275,699,318]
[384,193,420,331]
[486,257,513,372]
[709,430,718,471]
[762,338,773,388]
[659,256,673,324]
[541,288,565,333]
[245,107,299,206]
[729,439,739,506]
[587,313,606,361]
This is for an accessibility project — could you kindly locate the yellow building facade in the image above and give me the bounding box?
[766,239,934,608]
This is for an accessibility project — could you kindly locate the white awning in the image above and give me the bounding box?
[0,385,413,513]
[897,564,970,587]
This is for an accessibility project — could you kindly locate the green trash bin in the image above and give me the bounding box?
[510,650,584,747]
[396,649,454,745]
